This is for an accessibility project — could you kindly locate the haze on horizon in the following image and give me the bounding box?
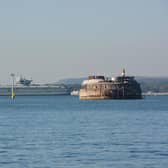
[0,0,168,84]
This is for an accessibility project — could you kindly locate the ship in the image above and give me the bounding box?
[0,76,70,96]
[80,69,142,100]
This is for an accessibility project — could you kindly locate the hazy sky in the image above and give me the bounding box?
[0,0,168,83]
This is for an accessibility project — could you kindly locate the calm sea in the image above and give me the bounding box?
[0,96,168,168]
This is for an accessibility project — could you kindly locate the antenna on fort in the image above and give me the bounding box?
[10,73,15,99]
[122,68,126,77]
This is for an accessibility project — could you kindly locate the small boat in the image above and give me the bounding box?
[70,90,79,96]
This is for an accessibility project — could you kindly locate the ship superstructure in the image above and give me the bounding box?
[16,76,33,86]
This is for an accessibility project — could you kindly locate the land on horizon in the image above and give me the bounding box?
[58,76,168,94]
[1,75,168,94]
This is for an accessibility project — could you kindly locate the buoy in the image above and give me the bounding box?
[10,73,16,99]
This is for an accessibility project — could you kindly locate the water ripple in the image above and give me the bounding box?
[0,96,168,167]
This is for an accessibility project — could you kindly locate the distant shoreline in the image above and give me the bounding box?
[143,92,168,96]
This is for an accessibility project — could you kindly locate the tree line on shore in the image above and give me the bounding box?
[58,77,168,93]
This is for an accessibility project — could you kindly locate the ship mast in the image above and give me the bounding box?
[121,68,126,98]
[10,73,15,99]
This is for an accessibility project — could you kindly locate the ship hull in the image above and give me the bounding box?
[0,86,70,96]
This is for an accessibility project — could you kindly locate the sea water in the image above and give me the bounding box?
[0,96,168,168]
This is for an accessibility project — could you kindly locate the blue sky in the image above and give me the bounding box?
[0,0,168,83]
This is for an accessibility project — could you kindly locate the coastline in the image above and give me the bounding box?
[143,92,168,96]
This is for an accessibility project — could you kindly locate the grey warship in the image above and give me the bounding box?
[80,69,142,100]
[0,77,70,96]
